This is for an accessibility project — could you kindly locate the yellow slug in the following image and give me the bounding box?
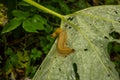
[52,28,74,56]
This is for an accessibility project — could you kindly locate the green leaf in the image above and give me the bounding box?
[4,59,13,73]
[46,35,55,43]
[105,0,115,4]
[30,48,42,61]
[5,47,14,56]
[45,5,60,13]
[16,51,29,68]
[59,1,70,14]
[5,47,18,67]
[39,36,54,54]
[42,44,52,54]
[32,14,47,24]
[2,17,24,34]
[43,24,53,33]
[18,1,31,6]
[25,65,37,78]
[12,10,30,18]
[74,0,88,10]
[32,5,120,80]
[10,54,18,66]
[39,37,47,48]
[23,15,47,32]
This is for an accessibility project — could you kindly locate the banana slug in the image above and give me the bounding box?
[52,28,74,56]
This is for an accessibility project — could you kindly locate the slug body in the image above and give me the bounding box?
[52,28,74,56]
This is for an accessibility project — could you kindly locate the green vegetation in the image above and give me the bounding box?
[0,0,120,79]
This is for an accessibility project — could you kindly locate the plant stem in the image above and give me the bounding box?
[23,0,64,19]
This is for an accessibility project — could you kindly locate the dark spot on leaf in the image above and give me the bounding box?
[114,10,118,14]
[65,24,72,29]
[67,17,74,21]
[107,74,110,77]
[68,26,72,29]
[109,31,120,39]
[84,48,88,51]
[65,24,68,27]
[59,68,61,71]
[104,36,109,39]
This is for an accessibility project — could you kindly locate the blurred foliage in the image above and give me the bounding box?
[0,0,120,79]
[0,4,8,26]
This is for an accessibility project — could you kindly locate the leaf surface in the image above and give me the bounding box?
[12,10,30,18]
[32,5,120,80]
[22,15,46,32]
[2,17,24,33]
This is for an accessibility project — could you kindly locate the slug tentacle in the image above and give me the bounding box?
[51,28,63,37]
[52,28,74,56]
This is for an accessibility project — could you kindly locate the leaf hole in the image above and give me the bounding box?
[72,63,80,80]
[109,31,120,39]
[73,63,77,73]
[107,41,120,61]
[65,24,68,27]
[104,36,109,39]
[67,17,74,21]
[64,24,72,29]
[107,74,110,77]
[68,26,72,29]
[114,10,118,14]
[84,48,88,51]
